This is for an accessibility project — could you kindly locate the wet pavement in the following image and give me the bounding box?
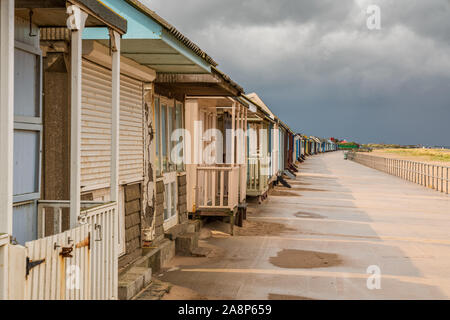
[150,151,450,299]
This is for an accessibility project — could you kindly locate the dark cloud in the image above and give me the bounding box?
[145,0,450,145]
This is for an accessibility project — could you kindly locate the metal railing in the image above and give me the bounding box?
[348,152,449,194]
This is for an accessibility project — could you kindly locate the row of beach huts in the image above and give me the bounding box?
[0,0,337,300]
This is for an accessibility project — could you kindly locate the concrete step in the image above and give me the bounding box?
[118,267,152,300]
[135,279,172,300]
[175,232,199,256]
[191,246,212,257]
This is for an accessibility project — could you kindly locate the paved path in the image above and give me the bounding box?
[156,152,450,300]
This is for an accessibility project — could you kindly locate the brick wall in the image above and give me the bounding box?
[178,174,188,224]
[119,183,142,269]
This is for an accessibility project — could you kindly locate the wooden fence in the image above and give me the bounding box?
[348,152,449,194]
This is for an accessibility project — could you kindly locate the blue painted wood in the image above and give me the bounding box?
[82,0,211,73]
[13,202,37,245]
[83,0,162,40]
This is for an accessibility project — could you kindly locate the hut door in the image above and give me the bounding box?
[12,43,42,245]
[158,98,178,230]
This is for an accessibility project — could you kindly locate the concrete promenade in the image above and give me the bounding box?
[146,151,450,300]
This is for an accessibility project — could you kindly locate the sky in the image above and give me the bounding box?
[144,0,450,146]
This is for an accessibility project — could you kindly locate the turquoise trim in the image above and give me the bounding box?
[162,30,211,73]
[82,0,211,73]
[84,0,163,40]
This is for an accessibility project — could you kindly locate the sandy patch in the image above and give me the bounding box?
[235,220,296,236]
[290,187,326,192]
[269,249,342,269]
[202,219,296,237]
[162,242,226,269]
[268,293,316,300]
[161,285,209,300]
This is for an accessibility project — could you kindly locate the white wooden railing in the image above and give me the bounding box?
[196,165,240,210]
[37,200,104,238]
[25,223,91,300]
[79,202,118,300]
[239,164,247,204]
[0,235,9,300]
[348,152,450,194]
[247,156,270,197]
[3,201,118,300]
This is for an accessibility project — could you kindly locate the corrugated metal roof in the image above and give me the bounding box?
[125,0,218,67]
[211,66,245,94]
[245,93,275,120]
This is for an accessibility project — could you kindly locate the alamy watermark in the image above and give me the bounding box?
[169,125,274,172]
[366,5,381,30]
[366,265,382,290]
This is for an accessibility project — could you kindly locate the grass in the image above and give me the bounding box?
[375,148,450,162]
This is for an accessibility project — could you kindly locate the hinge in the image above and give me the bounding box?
[26,257,45,277]
[60,246,73,258]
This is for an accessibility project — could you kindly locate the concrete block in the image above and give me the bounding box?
[176,232,199,256]
[156,193,164,205]
[156,181,165,193]
[129,267,152,287]
[125,212,141,228]
[164,224,183,240]
[159,239,176,268]
[118,272,144,300]
[125,199,141,214]
[125,183,141,202]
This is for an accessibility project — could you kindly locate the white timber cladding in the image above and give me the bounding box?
[81,59,144,191]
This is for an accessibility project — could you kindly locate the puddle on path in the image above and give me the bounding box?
[294,211,325,219]
[269,249,342,269]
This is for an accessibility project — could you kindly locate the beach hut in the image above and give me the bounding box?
[241,94,276,203]
[80,0,230,270]
[1,0,127,300]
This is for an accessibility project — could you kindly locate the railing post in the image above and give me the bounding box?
[0,0,14,237]
[68,6,88,228]
[445,167,449,194]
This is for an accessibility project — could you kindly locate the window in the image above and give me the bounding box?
[13,43,42,244]
[155,96,185,175]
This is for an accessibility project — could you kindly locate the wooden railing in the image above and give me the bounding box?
[247,156,270,196]
[239,164,247,204]
[79,202,118,300]
[34,200,118,300]
[37,200,104,238]
[0,234,9,300]
[196,165,240,210]
[348,152,450,194]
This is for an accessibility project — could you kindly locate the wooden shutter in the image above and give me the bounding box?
[119,74,144,184]
[81,59,144,190]
[81,59,112,190]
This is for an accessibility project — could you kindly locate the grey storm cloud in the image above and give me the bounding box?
[144,0,450,146]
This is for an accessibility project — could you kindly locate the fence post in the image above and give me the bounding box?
[446,167,448,194]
